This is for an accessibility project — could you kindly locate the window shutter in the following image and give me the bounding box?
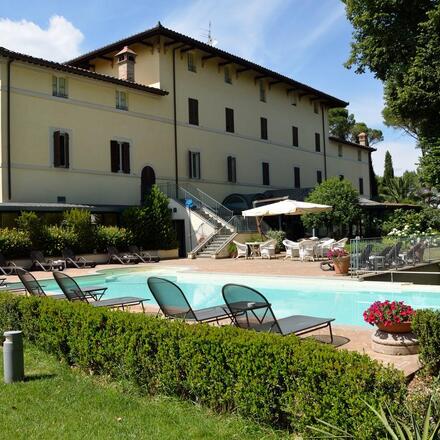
[292,126,299,147]
[121,142,130,173]
[188,99,199,125]
[52,76,58,96]
[64,132,70,168]
[227,156,232,182]
[110,140,120,172]
[315,133,321,152]
[188,151,193,178]
[196,152,201,179]
[53,131,61,167]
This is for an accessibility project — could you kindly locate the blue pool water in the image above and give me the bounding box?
[32,269,440,327]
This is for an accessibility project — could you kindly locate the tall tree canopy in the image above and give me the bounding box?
[383,151,394,183]
[343,0,440,188]
[328,107,383,145]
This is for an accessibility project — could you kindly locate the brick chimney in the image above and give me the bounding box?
[358,132,369,147]
[115,46,137,82]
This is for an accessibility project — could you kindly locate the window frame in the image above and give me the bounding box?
[359,177,364,195]
[358,150,362,161]
[52,129,70,169]
[259,80,266,102]
[187,52,197,73]
[292,126,299,147]
[225,107,235,133]
[188,98,199,126]
[189,151,201,180]
[316,170,322,184]
[52,75,68,98]
[260,117,268,140]
[115,90,128,111]
[262,162,270,186]
[224,66,232,84]
[315,133,321,152]
[110,140,131,174]
[313,102,319,114]
[294,166,301,188]
[227,156,237,183]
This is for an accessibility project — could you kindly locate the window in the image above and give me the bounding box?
[289,92,297,106]
[224,66,232,84]
[259,80,266,102]
[188,98,199,125]
[52,76,68,98]
[115,91,128,110]
[187,53,196,72]
[358,150,362,161]
[313,102,319,114]
[189,151,201,179]
[110,140,130,174]
[227,156,237,183]
[225,108,234,133]
[315,133,321,152]
[317,170,322,184]
[260,117,268,140]
[359,177,364,195]
[339,175,344,181]
[262,162,270,185]
[292,126,299,147]
[53,131,70,168]
[294,167,301,188]
[338,144,343,157]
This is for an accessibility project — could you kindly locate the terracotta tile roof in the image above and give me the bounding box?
[329,135,377,152]
[0,46,168,96]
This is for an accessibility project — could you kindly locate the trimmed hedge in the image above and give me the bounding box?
[0,293,406,438]
[413,309,440,375]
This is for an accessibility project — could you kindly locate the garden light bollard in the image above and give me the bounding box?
[3,330,24,384]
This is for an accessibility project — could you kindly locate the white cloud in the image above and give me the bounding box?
[348,94,385,127]
[0,15,84,62]
[164,0,287,62]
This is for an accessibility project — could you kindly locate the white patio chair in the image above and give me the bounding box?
[283,239,300,260]
[315,238,336,259]
[260,239,276,259]
[332,238,348,250]
[233,241,248,259]
[299,239,317,262]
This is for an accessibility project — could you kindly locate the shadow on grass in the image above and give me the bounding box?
[24,373,57,382]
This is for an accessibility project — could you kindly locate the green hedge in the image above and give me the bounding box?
[0,293,406,438]
[0,229,32,259]
[413,309,440,375]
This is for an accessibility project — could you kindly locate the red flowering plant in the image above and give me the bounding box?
[363,300,416,327]
[327,248,348,259]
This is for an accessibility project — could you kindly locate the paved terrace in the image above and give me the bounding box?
[2,258,421,378]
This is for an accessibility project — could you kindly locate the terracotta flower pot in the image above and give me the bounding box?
[333,255,350,275]
[377,322,412,333]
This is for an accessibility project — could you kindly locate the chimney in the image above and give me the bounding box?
[358,132,369,147]
[115,46,137,82]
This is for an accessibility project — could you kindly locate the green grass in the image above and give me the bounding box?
[0,347,290,440]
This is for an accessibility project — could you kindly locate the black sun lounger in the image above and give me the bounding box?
[0,253,23,275]
[63,248,97,269]
[147,276,231,324]
[222,283,334,342]
[53,271,146,311]
[128,246,160,263]
[107,246,140,265]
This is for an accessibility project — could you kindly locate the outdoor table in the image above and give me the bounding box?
[246,242,262,259]
[369,255,385,270]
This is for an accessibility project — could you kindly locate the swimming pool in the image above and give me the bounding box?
[31,268,440,327]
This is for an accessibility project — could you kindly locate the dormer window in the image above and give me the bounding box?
[187,53,196,72]
[52,76,68,98]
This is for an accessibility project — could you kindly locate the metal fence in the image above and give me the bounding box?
[350,235,440,277]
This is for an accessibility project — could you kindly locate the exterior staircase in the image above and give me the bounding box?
[196,233,235,258]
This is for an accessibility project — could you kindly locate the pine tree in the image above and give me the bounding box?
[383,151,394,183]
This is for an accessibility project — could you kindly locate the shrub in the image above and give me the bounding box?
[0,293,406,438]
[62,209,96,253]
[95,226,133,252]
[42,226,78,256]
[382,207,440,237]
[266,230,286,251]
[122,185,177,250]
[0,229,32,259]
[412,309,440,375]
[15,211,45,249]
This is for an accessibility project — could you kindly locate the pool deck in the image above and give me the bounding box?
[1,258,422,377]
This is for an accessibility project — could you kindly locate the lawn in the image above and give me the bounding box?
[0,347,289,440]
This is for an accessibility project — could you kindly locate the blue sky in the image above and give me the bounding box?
[0,0,419,175]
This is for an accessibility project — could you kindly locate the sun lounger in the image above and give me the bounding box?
[128,246,160,263]
[0,253,23,275]
[107,246,140,265]
[222,283,334,342]
[62,248,97,268]
[147,276,231,323]
[30,251,65,272]
[17,269,107,300]
[53,271,146,311]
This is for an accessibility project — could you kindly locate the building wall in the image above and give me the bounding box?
[0,61,5,202]
[0,41,371,207]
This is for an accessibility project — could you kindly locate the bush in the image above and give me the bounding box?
[62,209,96,253]
[122,186,177,250]
[0,229,32,259]
[15,211,45,249]
[0,293,406,438]
[42,226,78,256]
[266,230,286,252]
[413,309,440,375]
[382,207,440,237]
[95,226,133,252]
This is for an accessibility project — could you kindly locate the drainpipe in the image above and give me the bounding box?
[321,103,327,179]
[172,47,179,198]
[6,59,13,200]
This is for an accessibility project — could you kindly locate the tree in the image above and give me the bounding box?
[328,108,383,145]
[380,172,420,203]
[383,151,394,183]
[343,0,440,187]
[302,177,361,237]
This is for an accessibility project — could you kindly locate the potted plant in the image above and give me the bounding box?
[327,248,350,275]
[363,300,416,333]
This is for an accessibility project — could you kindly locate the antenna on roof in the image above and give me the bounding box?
[202,22,218,47]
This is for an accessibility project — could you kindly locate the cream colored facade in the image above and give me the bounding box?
[0,25,373,209]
